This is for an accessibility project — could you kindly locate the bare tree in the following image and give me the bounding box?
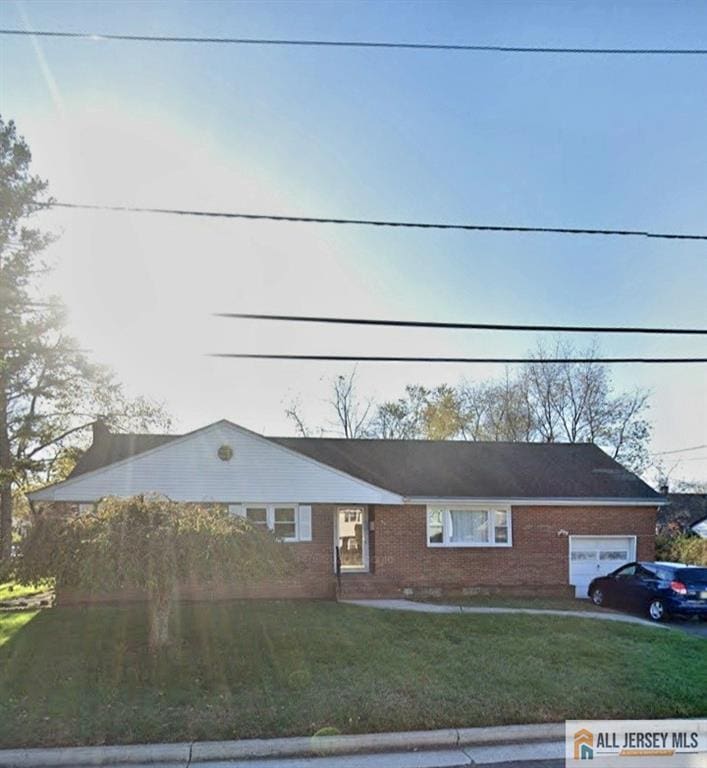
[284,399,310,437]
[330,371,372,438]
[521,341,651,471]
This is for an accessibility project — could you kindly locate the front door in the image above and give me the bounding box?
[335,507,369,572]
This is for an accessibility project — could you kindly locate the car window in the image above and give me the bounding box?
[635,565,657,579]
[614,564,637,579]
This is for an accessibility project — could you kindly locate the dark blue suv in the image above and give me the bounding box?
[588,561,707,622]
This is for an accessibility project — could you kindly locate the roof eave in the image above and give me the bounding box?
[404,496,667,507]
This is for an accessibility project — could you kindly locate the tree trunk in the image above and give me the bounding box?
[0,383,12,562]
[0,485,11,561]
[148,591,172,651]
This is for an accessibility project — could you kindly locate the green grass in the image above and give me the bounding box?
[415,595,617,612]
[0,581,52,602]
[0,600,705,748]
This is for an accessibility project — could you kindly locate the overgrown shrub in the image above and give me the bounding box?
[655,533,707,566]
[15,495,294,649]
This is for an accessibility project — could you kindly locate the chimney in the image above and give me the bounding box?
[92,418,111,446]
[659,482,669,496]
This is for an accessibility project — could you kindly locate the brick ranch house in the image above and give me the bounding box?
[28,419,665,602]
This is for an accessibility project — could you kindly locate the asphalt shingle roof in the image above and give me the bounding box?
[657,493,707,532]
[69,434,178,478]
[270,437,659,499]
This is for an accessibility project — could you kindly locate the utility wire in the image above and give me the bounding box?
[216,312,707,336]
[210,354,707,365]
[651,444,707,456]
[44,202,707,242]
[2,28,707,55]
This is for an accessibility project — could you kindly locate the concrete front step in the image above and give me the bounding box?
[336,576,401,600]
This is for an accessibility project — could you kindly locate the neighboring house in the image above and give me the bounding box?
[28,419,665,601]
[656,489,707,538]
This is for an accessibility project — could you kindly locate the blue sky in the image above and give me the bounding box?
[1,0,706,483]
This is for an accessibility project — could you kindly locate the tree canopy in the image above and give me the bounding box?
[286,344,652,473]
[0,115,169,560]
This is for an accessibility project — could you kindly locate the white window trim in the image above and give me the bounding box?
[243,503,299,542]
[426,505,512,548]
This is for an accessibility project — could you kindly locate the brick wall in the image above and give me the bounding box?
[364,504,656,597]
[54,501,657,604]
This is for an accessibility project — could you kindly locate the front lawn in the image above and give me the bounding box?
[0,601,705,748]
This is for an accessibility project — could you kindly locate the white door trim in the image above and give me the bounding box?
[334,506,369,573]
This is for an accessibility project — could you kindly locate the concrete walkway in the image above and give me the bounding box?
[341,598,669,628]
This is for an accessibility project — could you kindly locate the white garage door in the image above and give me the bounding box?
[569,536,635,598]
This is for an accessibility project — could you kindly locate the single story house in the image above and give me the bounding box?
[656,489,707,538]
[29,419,665,601]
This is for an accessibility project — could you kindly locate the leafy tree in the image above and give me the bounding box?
[15,496,294,649]
[370,385,427,439]
[0,116,169,560]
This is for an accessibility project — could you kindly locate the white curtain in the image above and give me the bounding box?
[449,510,488,543]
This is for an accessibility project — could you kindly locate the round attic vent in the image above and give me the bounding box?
[217,444,234,461]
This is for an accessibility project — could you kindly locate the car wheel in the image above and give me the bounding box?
[648,599,668,622]
[590,587,604,607]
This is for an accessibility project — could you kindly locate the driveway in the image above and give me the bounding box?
[343,599,671,629]
[671,618,707,638]
[344,599,707,636]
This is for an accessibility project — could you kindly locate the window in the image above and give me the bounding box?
[273,506,297,540]
[493,510,509,543]
[599,550,628,561]
[243,504,299,541]
[571,551,596,561]
[428,509,443,544]
[245,507,268,528]
[427,506,511,547]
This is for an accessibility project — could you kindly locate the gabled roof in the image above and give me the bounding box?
[657,493,707,533]
[32,421,402,505]
[61,422,662,502]
[69,433,178,478]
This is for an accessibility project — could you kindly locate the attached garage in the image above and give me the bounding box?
[569,535,636,598]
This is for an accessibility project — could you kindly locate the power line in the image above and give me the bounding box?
[2,28,706,55]
[651,444,707,456]
[216,312,707,336]
[210,353,707,364]
[44,202,707,242]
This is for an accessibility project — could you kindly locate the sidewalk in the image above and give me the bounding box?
[341,598,669,628]
[0,724,565,767]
